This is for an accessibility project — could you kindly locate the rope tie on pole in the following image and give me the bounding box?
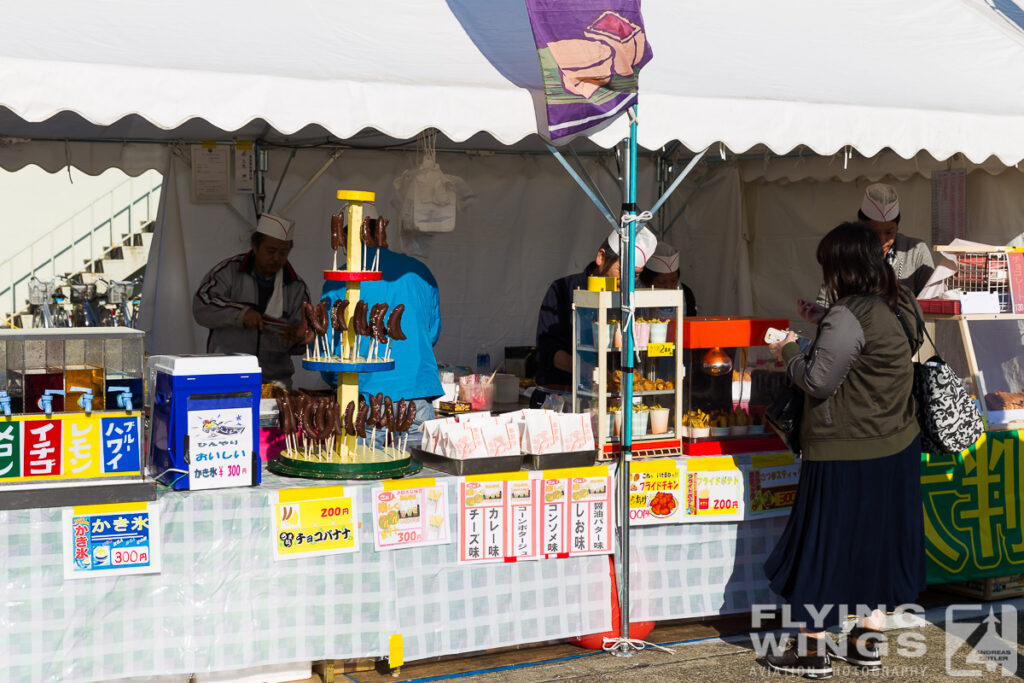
[602,636,676,655]
[619,210,653,362]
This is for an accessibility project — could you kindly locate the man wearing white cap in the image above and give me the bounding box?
[193,213,312,386]
[640,242,697,316]
[798,183,934,323]
[535,227,657,391]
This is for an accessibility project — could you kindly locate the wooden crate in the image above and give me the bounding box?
[940,574,1024,601]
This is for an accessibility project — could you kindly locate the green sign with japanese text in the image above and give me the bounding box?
[923,430,1024,583]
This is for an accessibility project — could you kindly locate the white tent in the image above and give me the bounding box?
[4,0,1024,380]
[5,0,1024,161]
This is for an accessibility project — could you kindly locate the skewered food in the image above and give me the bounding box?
[331,300,348,332]
[375,217,389,249]
[386,304,406,341]
[330,213,344,251]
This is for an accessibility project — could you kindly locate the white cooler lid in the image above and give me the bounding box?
[149,354,261,376]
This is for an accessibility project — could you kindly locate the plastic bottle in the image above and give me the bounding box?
[475,344,491,375]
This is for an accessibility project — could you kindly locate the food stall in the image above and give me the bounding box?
[916,245,1024,592]
[4,1,1024,680]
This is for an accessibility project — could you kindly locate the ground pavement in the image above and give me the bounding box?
[342,598,1024,683]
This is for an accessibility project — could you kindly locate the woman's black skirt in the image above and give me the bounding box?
[764,435,926,630]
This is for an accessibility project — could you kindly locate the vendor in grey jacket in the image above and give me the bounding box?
[798,183,934,323]
[761,222,926,678]
[193,214,312,386]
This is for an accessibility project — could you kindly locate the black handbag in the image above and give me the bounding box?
[765,379,804,455]
[895,308,984,455]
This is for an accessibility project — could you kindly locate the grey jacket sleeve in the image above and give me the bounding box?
[781,305,865,400]
[901,240,935,296]
[193,258,249,330]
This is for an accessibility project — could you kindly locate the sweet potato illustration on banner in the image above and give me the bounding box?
[525,1,653,139]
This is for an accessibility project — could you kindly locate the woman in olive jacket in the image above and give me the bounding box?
[762,222,926,679]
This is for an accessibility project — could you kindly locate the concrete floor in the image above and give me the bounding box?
[345,599,1024,682]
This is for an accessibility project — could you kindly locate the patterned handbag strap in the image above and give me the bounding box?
[894,306,938,359]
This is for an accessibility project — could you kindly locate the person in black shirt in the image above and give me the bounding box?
[534,227,657,391]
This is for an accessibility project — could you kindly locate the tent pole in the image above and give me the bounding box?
[648,148,707,219]
[611,103,639,658]
[545,143,619,230]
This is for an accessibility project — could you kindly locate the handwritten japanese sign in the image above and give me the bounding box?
[457,467,613,564]
[628,459,682,525]
[0,412,142,483]
[272,486,358,560]
[683,457,744,521]
[187,407,253,490]
[62,501,161,579]
[458,474,513,563]
[748,453,799,517]
[372,479,451,551]
[540,466,613,558]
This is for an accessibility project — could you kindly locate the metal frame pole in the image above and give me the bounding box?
[611,104,640,657]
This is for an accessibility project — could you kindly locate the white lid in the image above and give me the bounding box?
[148,353,261,375]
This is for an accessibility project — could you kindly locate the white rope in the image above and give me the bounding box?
[620,210,653,227]
[602,636,676,655]
[618,210,654,362]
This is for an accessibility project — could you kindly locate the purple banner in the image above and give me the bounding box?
[525,1,653,140]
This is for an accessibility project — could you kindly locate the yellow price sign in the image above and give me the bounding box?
[647,342,674,357]
[272,487,358,559]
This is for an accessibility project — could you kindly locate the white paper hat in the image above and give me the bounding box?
[645,242,679,274]
[605,226,657,268]
[860,183,900,223]
[255,213,295,241]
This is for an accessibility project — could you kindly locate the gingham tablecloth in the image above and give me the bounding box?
[0,464,784,682]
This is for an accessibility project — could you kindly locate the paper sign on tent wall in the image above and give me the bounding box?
[931,169,966,246]
[190,143,230,202]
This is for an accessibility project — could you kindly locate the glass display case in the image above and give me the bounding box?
[679,317,789,455]
[927,313,1024,430]
[572,288,685,460]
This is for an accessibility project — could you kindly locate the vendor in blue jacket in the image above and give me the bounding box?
[320,205,443,449]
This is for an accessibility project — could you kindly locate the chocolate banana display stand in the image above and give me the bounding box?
[268,190,421,480]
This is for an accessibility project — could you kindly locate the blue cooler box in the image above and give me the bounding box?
[148,354,262,490]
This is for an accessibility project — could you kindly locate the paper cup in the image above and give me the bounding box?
[649,408,670,434]
[613,411,622,437]
[679,425,690,438]
[612,323,622,348]
[605,413,616,438]
[649,321,669,344]
[635,322,651,349]
[689,426,710,438]
[631,410,649,437]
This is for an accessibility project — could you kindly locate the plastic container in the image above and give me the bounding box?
[649,321,669,344]
[459,379,494,411]
[492,373,519,404]
[631,409,649,437]
[635,321,651,349]
[649,408,670,434]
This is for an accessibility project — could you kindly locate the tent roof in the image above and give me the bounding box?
[4,0,1024,163]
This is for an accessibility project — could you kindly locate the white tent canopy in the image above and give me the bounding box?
[4,0,1024,162]
[4,0,1024,384]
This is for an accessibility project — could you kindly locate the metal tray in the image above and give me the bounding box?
[525,449,598,471]
[410,448,524,476]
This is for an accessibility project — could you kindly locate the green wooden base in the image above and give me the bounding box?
[268,451,422,480]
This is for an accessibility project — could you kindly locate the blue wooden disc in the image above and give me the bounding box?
[301,358,395,373]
